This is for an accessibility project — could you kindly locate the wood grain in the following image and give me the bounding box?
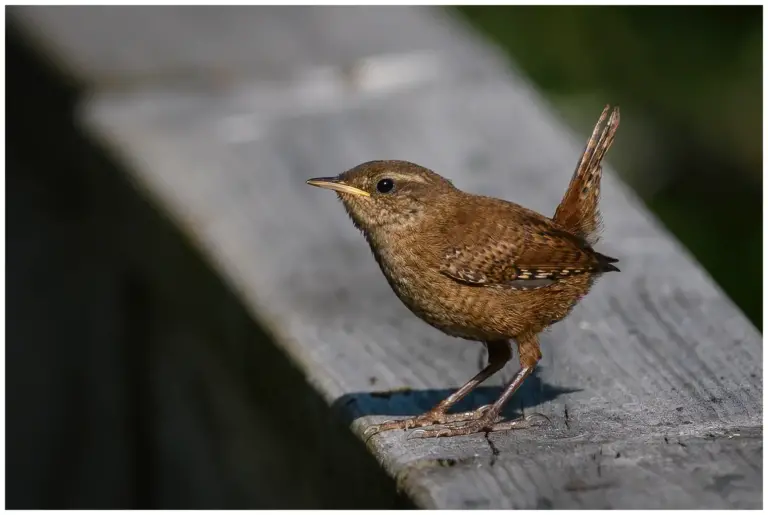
[11,5,762,508]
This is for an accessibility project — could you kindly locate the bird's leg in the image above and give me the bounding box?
[363,340,511,439]
[410,333,546,438]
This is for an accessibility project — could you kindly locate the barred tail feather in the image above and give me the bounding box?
[554,105,620,245]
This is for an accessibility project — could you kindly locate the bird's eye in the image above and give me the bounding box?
[376,178,395,194]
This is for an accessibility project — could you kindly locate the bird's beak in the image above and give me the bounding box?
[306,177,370,197]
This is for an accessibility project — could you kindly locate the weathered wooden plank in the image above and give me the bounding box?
[9,6,504,87]
[402,428,762,509]
[81,80,762,508]
[11,5,762,509]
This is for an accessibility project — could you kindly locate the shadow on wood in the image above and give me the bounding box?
[333,370,581,420]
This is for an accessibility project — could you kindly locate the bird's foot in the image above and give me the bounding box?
[363,405,494,441]
[408,412,550,439]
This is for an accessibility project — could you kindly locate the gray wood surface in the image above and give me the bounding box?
[11,6,762,509]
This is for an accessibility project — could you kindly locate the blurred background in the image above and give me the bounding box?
[459,6,762,329]
[6,5,762,510]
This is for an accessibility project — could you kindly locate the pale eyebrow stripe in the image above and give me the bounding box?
[382,172,429,184]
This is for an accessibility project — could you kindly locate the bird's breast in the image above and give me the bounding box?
[365,231,496,339]
[372,238,430,299]
[366,232,435,299]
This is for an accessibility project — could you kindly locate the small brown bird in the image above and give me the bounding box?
[307,106,620,438]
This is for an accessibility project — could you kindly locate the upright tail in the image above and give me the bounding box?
[553,105,620,245]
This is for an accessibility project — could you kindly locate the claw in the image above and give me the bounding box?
[525,412,551,426]
[406,411,550,438]
[408,429,427,439]
[360,406,500,441]
[361,406,542,440]
[363,425,382,439]
[363,420,408,443]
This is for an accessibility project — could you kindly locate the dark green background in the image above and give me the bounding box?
[458,6,762,329]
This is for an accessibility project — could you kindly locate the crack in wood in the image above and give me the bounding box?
[484,432,500,466]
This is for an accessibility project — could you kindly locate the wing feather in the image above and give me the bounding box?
[439,201,605,290]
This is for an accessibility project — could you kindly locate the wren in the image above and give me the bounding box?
[307,105,620,438]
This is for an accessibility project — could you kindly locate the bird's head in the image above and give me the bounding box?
[306,160,456,233]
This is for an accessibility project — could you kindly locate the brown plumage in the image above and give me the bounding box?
[554,104,619,244]
[307,105,620,438]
